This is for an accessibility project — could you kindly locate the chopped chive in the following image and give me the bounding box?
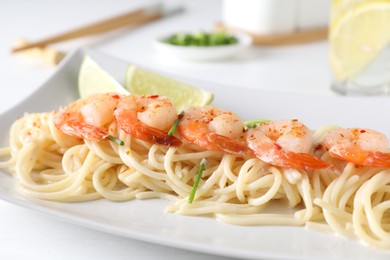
[106,135,124,146]
[188,158,207,204]
[168,111,184,136]
[243,119,270,129]
[163,31,238,46]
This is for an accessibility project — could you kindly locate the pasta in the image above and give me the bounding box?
[0,110,389,249]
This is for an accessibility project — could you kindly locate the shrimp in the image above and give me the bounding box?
[323,128,390,167]
[178,106,249,156]
[54,93,122,140]
[114,95,182,146]
[246,119,328,170]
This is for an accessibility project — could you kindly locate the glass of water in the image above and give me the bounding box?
[330,0,390,95]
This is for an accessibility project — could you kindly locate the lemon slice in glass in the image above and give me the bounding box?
[330,0,390,81]
[125,65,213,112]
[78,55,129,98]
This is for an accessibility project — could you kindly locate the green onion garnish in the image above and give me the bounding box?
[188,158,207,204]
[243,119,270,129]
[106,135,124,146]
[168,111,184,136]
[163,31,238,47]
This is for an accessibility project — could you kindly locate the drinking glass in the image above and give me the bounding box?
[330,0,390,95]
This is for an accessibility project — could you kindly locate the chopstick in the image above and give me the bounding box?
[11,4,167,53]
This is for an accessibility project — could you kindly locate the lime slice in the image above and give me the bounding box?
[330,0,390,81]
[125,65,213,112]
[78,56,214,111]
[78,55,129,98]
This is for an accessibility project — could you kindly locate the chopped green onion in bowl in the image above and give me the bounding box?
[162,31,238,47]
[154,31,252,61]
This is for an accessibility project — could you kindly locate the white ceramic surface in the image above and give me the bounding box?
[1,48,390,260]
[153,32,252,61]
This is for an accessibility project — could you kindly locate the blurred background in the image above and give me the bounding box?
[0,0,332,112]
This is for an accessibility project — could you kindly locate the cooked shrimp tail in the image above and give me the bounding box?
[130,122,182,146]
[324,128,390,167]
[329,144,390,168]
[114,95,182,147]
[206,133,249,157]
[178,106,249,156]
[246,119,328,170]
[56,118,109,140]
[54,93,122,141]
[248,140,328,170]
[273,148,329,170]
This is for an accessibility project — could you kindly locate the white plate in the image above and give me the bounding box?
[154,32,252,61]
[1,48,390,260]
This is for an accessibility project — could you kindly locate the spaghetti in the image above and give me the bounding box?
[0,109,389,249]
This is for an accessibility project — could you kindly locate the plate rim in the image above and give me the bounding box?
[1,47,390,260]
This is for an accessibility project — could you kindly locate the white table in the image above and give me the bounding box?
[0,0,332,259]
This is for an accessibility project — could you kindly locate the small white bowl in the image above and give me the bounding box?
[154,32,252,61]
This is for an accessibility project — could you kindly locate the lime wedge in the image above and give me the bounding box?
[125,65,213,112]
[78,55,129,98]
[78,56,214,111]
